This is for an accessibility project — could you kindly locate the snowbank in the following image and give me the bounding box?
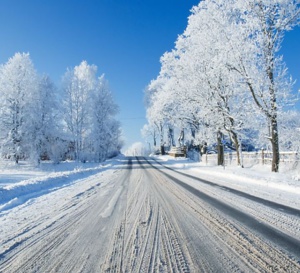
[0,157,124,212]
[153,155,300,209]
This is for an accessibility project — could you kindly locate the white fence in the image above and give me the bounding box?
[204,150,299,169]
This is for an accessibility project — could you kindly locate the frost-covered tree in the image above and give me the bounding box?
[141,123,158,148]
[88,75,121,162]
[146,2,252,164]
[146,50,201,152]
[25,75,59,164]
[183,0,262,166]
[62,61,97,161]
[220,0,300,171]
[0,55,121,164]
[62,61,122,162]
[145,82,167,155]
[0,53,39,163]
[144,0,300,171]
[278,110,300,151]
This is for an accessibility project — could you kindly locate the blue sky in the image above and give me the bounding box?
[0,0,299,151]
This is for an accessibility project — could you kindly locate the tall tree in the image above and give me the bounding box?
[225,0,300,172]
[62,61,97,161]
[62,61,122,162]
[0,53,38,163]
[25,75,59,164]
[144,0,300,171]
[89,75,121,162]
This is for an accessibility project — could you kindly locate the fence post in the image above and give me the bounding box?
[261,149,265,165]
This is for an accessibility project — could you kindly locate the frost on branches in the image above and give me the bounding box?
[62,61,122,162]
[0,55,122,164]
[143,0,300,172]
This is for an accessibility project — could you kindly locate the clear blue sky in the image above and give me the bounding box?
[0,0,299,151]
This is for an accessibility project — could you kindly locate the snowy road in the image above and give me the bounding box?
[0,157,300,272]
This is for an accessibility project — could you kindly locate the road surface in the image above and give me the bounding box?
[0,157,300,272]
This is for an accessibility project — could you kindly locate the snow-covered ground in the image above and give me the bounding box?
[0,155,299,272]
[155,155,300,209]
[1,154,299,224]
[0,158,123,213]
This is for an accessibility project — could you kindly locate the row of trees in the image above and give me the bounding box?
[0,53,123,164]
[143,0,300,172]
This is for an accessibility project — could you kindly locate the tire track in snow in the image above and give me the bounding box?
[150,157,300,245]
[143,157,300,270]
[152,157,300,217]
[102,157,192,273]
[0,162,131,273]
[145,157,300,258]
[2,156,299,272]
[0,201,93,272]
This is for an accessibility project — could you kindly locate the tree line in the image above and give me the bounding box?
[143,0,300,172]
[0,53,123,164]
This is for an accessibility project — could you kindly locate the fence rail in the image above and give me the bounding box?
[204,150,299,167]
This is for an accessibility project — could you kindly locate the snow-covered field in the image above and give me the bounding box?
[0,155,299,272]
[0,159,118,212]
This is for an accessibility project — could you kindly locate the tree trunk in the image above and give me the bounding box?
[153,130,157,147]
[168,127,175,147]
[178,129,184,147]
[217,131,224,166]
[200,142,207,156]
[271,117,279,172]
[159,122,164,155]
[160,145,165,155]
[231,131,242,167]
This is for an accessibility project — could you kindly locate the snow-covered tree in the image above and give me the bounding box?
[182,0,261,166]
[278,110,300,151]
[0,55,121,164]
[61,61,122,162]
[0,53,39,163]
[141,123,158,148]
[144,0,300,171]
[25,75,60,164]
[220,0,300,171]
[88,75,121,162]
[62,61,97,161]
[145,83,166,155]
